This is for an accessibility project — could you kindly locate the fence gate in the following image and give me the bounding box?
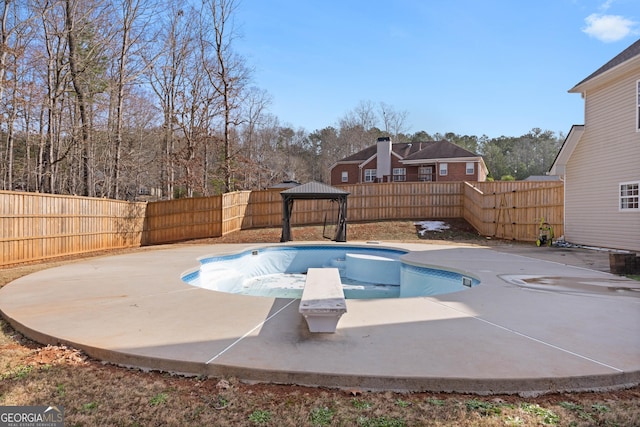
[494,192,515,239]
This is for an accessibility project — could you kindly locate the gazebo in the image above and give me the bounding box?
[280,181,349,242]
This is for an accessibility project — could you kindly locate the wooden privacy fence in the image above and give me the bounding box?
[0,181,564,267]
[1,191,146,267]
[144,191,253,244]
[238,182,464,228]
[345,182,464,221]
[463,182,564,242]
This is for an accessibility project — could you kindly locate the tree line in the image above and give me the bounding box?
[0,0,563,201]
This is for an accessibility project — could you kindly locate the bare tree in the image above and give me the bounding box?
[2,0,427,197]
[200,0,250,193]
[338,100,379,154]
[0,0,16,102]
[65,0,113,196]
[379,102,410,141]
[1,0,35,190]
[34,0,69,193]
[116,88,160,199]
[147,5,195,199]
[236,86,271,189]
[174,55,216,197]
[64,0,90,194]
[106,0,141,197]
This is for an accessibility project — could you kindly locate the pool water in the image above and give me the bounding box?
[241,273,400,299]
[182,245,479,299]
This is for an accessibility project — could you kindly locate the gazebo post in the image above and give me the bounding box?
[334,196,347,242]
[280,197,294,242]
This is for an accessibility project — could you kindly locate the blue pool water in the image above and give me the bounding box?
[182,245,480,299]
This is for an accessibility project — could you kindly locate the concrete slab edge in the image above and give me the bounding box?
[4,307,638,396]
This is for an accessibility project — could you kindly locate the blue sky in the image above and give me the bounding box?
[234,0,639,138]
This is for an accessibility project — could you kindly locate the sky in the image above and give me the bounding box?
[233,0,640,139]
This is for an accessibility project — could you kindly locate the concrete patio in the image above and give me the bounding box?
[0,242,638,396]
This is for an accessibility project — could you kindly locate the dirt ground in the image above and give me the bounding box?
[1,219,638,426]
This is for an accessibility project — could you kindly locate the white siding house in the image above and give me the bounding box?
[550,39,640,252]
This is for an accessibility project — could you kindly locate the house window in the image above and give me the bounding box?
[418,166,433,181]
[392,168,406,182]
[341,171,348,183]
[439,163,448,176]
[364,169,376,182]
[620,182,639,210]
[466,162,474,175]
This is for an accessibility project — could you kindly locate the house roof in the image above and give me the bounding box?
[336,140,480,164]
[402,140,478,162]
[549,124,585,176]
[339,142,427,162]
[269,180,301,189]
[570,38,640,92]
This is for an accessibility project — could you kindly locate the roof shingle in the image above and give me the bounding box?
[571,38,640,89]
[403,140,477,161]
[336,140,479,164]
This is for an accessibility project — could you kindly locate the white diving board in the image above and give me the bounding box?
[299,268,347,333]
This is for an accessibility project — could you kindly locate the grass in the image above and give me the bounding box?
[2,357,636,426]
[1,221,639,426]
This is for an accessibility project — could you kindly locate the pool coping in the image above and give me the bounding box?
[1,241,639,396]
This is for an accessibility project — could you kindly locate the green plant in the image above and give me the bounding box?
[357,415,406,427]
[56,384,66,397]
[559,401,582,411]
[560,401,594,422]
[82,402,98,412]
[425,397,446,406]
[521,403,559,425]
[309,406,334,426]
[352,398,372,410]
[465,399,502,416]
[248,409,271,424]
[394,398,411,408]
[11,365,33,380]
[149,392,168,406]
[591,403,610,413]
[214,395,229,409]
[561,401,612,423]
[11,365,32,380]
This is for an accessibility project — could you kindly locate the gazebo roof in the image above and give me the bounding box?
[280,181,349,199]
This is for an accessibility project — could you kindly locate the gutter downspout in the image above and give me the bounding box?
[561,172,566,242]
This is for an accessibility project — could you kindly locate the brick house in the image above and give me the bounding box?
[330,137,488,185]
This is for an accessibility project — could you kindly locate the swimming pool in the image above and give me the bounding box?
[182,244,480,299]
